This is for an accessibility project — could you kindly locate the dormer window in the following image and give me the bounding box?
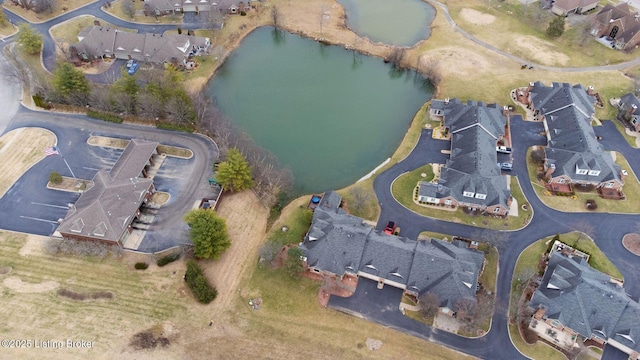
[474,193,487,200]
[463,191,474,198]
[588,170,600,176]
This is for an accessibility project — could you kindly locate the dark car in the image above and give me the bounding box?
[384,221,396,235]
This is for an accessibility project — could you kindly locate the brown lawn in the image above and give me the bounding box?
[0,127,56,199]
[622,233,640,256]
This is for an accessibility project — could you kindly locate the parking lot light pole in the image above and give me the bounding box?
[53,146,78,182]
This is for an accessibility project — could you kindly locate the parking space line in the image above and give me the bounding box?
[83,167,99,171]
[19,216,59,224]
[31,202,69,209]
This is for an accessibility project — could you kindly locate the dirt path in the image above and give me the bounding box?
[0,127,57,199]
[202,191,269,313]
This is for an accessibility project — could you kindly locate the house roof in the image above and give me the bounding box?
[301,192,484,307]
[619,93,640,116]
[56,140,158,243]
[530,82,622,185]
[428,99,510,210]
[552,0,598,12]
[74,26,210,63]
[530,251,640,352]
[595,3,638,27]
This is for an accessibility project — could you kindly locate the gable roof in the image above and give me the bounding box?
[595,3,638,27]
[57,140,158,243]
[620,93,640,116]
[530,251,640,352]
[300,192,485,307]
[553,0,598,12]
[530,82,622,184]
[75,26,210,63]
[426,99,510,210]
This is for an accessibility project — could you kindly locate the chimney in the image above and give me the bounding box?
[444,97,450,105]
[587,85,595,95]
[503,105,509,116]
[528,82,535,91]
[620,169,628,183]
[545,163,556,179]
[627,103,638,118]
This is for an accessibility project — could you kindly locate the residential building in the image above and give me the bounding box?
[422,98,512,216]
[529,250,640,359]
[591,3,640,52]
[617,93,640,131]
[74,26,210,65]
[551,0,598,16]
[522,81,625,199]
[57,140,160,246]
[300,191,485,314]
[143,0,255,16]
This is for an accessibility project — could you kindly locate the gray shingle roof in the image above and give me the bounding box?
[620,93,640,116]
[57,140,158,243]
[530,251,640,350]
[301,192,484,307]
[531,82,622,185]
[427,99,510,210]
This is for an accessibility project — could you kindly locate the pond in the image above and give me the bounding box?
[338,0,436,46]
[208,27,434,194]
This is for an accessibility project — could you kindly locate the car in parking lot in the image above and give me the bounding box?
[498,162,513,171]
[128,62,139,75]
[126,59,135,68]
[497,145,512,154]
[384,221,396,235]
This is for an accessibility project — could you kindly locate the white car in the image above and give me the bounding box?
[126,59,135,68]
[497,146,512,154]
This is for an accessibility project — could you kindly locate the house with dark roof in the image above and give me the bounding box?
[617,93,640,131]
[529,250,640,359]
[421,98,512,216]
[56,140,160,246]
[591,3,640,52]
[300,191,485,314]
[143,0,255,16]
[522,81,626,199]
[551,0,598,16]
[74,26,210,65]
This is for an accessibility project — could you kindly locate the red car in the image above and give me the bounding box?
[384,221,396,235]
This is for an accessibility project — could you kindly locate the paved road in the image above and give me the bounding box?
[0,106,219,252]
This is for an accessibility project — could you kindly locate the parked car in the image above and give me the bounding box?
[497,145,512,154]
[498,162,513,171]
[126,59,135,68]
[128,62,139,75]
[384,221,396,235]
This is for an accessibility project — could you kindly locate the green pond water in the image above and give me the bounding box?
[338,0,435,46]
[208,27,433,194]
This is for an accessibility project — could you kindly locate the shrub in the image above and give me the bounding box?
[87,110,123,123]
[177,27,182,34]
[240,11,246,16]
[49,171,63,184]
[585,199,598,210]
[185,259,218,304]
[157,253,180,267]
[156,122,194,132]
[134,262,149,270]
[33,93,50,109]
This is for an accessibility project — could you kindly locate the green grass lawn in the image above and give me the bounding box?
[0,22,17,37]
[552,232,623,279]
[392,171,529,230]
[526,149,640,213]
[478,243,499,294]
[267,205,312,246]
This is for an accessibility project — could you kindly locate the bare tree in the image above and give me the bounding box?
[454,298,478,320]
[271,5,279,26]
[418,293,440,319]
[348,186,372,215]
[138,92,164,119]
[418,57,442,87]
[34,0,57,13]
[121,0,136,19]
[573,220,595,244]
[387,47,406,70]
[88,86,112,112]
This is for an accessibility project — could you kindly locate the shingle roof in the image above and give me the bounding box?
[552,0,598,12]
[530,82,622,185]
[530,251,640,351]
[427,99,510,210]
[595,3,638,27]
[620,93,640,116]
[57,140,158,243]
[301,192,484,307]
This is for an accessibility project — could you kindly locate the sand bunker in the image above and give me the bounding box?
[460,9,495,25]
[3,277,59,293]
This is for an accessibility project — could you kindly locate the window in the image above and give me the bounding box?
[605,183,614,188]
[475,193,487,200]
[576,169,588,175]
[588,170,600,176]
[463,191,474,198]
[444,199,452,205]
[493,208,500,213]
[556,178,565,184]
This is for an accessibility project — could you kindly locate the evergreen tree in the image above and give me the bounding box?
[17,24,43,55]
[546,16,565,38]
[183,209,231,260]
[216,148,254,192]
